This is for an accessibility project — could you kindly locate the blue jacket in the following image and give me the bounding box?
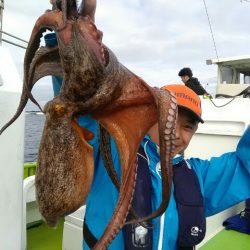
[78,116,250,250]
[49,71,250,249]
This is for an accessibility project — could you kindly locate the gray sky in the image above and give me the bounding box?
[2,0,250,92]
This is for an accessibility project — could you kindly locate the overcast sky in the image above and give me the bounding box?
[2,0,250,93]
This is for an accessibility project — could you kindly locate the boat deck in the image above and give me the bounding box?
[27,220,64,250]
[27,221,250,250]
[201,230,250,250]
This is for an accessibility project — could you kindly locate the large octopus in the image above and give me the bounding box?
[0,1,177,249]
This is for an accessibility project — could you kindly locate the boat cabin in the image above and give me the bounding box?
[207,55,250,97]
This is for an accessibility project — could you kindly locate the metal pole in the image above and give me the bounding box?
[0,0,4,45]
[2,38,27,49]
[0,30,28,43]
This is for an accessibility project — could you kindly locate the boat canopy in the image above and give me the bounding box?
[206,55,250,97]
[207,55,250,84]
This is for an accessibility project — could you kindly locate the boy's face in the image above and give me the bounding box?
[174,108,198,155]
[148,107,199,155]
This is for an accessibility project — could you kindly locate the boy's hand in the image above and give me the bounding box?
[203,93,212,99]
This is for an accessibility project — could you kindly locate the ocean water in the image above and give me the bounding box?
[24,113,45,162]
[23,81,217,163]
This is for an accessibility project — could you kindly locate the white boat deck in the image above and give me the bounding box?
[0,46,24,250]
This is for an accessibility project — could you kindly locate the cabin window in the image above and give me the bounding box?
[220,66,234,84]
[240,73,244,84]
[243,74,250,84]
[220,66,250,84]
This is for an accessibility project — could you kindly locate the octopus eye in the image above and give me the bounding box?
[54,104,65,116]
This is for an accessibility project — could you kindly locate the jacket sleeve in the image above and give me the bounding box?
[188,126,250,216]
[77,116,99,150]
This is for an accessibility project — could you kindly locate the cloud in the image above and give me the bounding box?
[2,0,250,91]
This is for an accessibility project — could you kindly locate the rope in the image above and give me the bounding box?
[208,96,237,108]
[202,0,220,61]
[204,85,250,108]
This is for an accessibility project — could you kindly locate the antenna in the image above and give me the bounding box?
[202,0,219,61]
[0,0,4,45]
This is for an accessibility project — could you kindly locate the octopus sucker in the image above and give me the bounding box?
[0,1,177,248]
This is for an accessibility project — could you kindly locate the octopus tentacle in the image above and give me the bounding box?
[30,46,63,84]
[61,0,68,24]
[98,125,121,189]
[61,0,78,22]
[0,46,62,135]
[93,102,158,249]
[125,88,177,225]
[0,10,64,135]
[0,7,68,134]
[79,0,96,21]
[24,9,64,83]
[24,9,64,88]
[98,125,148,227]
[27,45,62,110]
[50,0,78,26]
[94,159,137,250]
